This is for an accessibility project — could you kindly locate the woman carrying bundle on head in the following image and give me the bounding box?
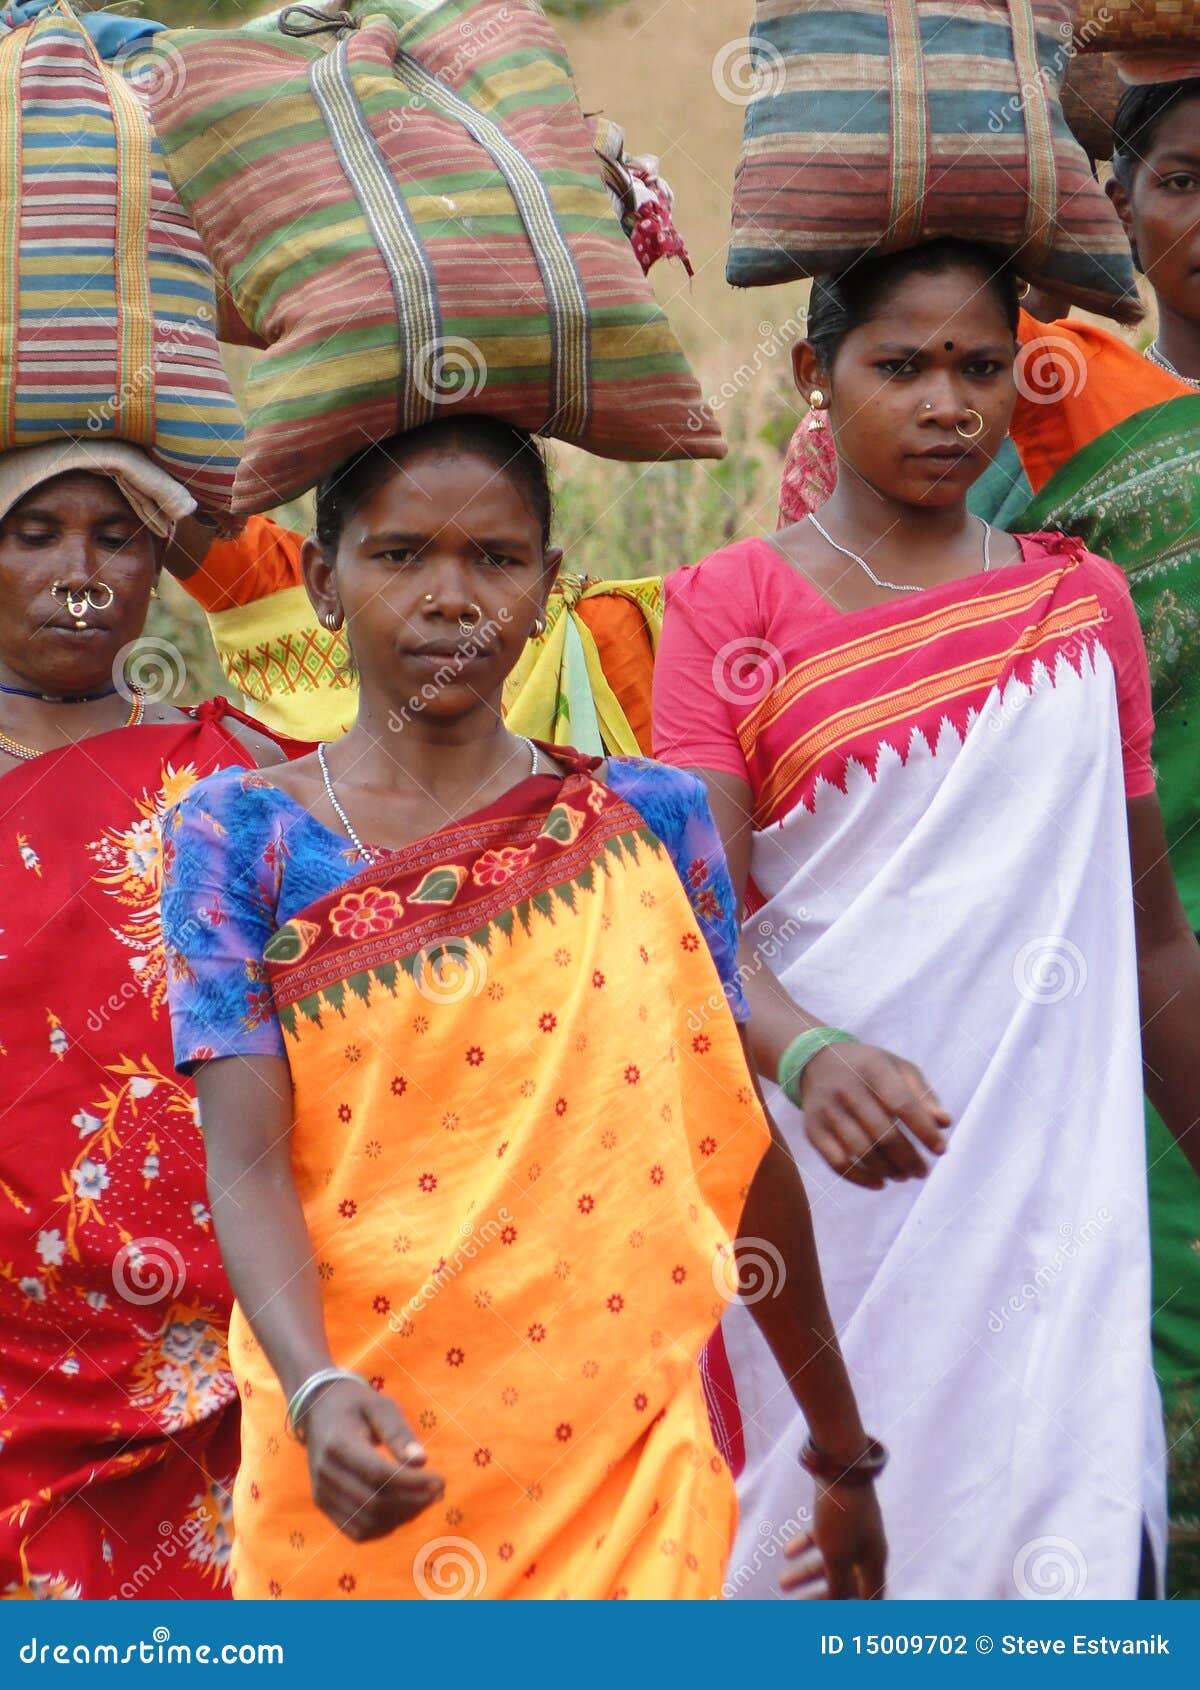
[0,442,292,1600]
[159,413,890,1602]
[653,237,1200,1600]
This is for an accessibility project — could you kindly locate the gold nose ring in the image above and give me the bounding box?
[956,409,985,440]
[458,602,482,635]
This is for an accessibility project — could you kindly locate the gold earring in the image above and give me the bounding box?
[809,389,826,410]
[323,611,340,631]
[532,614,546,638]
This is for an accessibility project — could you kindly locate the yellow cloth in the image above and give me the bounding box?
[503,573,663,755]
[239,757,769,1598]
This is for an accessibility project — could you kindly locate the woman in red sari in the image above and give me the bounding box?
[0,441,289,1599]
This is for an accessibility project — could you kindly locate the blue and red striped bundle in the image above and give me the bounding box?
[0,1,242,511]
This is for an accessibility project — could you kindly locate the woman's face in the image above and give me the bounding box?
[1110,94,1200,323]
[795,265,1017,509]
[307,444,558,724]
[0,472,159,694]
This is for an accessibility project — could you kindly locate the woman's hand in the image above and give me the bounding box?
[800,1042,951,1189]
[780,1481,887,1598]
[302,1378,446,1541]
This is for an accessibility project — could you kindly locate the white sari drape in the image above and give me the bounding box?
[724,648,1165,1599]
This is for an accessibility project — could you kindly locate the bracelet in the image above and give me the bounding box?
[778,1026,858,1107]
[799,1434,888,1488]
[284,1366,367,1443]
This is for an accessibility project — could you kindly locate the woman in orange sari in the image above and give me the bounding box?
[160,416,888,1600]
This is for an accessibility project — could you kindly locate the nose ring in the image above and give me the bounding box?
[955,409,985,440]
[458,602,482,635]
[51,580,115,626]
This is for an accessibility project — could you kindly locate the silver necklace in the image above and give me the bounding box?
[316,737,543,865]
[807,512,991,594]
[1144,339,1200,389]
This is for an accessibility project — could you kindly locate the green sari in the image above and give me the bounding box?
[1014,394,1200,1598]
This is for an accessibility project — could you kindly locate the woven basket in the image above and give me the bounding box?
[1060,52,1123,159]
[1075,0,1200,52]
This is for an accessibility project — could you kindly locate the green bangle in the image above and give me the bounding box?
[779,1027,858,1108]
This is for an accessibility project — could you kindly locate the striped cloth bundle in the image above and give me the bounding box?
[0,2,242,511]
[140,0,722,514]
[727,0,1140,322]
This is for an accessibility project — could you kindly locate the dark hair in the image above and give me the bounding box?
[1111,78,1200,190]
[314,416,554,553]
[806,239,1021,370]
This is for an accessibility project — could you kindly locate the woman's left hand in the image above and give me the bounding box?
[779,1482,887,1598]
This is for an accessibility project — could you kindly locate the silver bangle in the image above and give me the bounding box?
[285,1366,367,1443]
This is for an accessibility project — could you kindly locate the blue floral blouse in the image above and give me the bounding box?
[161,756,750,1072]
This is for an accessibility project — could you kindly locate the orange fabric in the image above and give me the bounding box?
[182,516,303,614]
[576,594,657,755]
[237,763,769,1599]
[1011,310,1189,493]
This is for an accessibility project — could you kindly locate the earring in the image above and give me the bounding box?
[323,611,340,631]
[808,389,826,410]
[149,585,160,601]
[532,614,546,638]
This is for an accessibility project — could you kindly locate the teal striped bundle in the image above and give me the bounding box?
[727,0,1140,322]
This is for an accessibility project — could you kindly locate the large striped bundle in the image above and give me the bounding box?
[141,1,722,514]
[727,0,1140,321]
[0,3,242,511]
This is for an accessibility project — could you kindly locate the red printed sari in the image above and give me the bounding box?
[0,701,282,1599]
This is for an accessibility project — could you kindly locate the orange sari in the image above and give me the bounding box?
[230,754,769,1598]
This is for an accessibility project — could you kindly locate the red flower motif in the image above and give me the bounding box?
[685,1552,699,1572]
[446,1347,465,1367]
[372,1295,390,1314]
[538,1011,557,1033]
[249,1481,260,1501]
[527,1322,546,1343]
[329,887,403,941]
[473,1447,492,1467]
[633,1392,648,1412]
[189,1045,215,1063]
[649,1164,664,1185]
[472,844,534,888]
[268,1579,282,1598]
[496,1139,509,1158]
[555,1422,573,1442]
[688,857,708,888]
[369,1375,384,1391]
[592,970,605,988]
[699,1136,717,1157]
[500,1225,518,1245]
[465,1046,485,1067]
[624,1064,641,1085]
[554,1096,568,1116]
[338,1198,357,1219]
[607,1293,625,1314]
[337,1103,352,1122]
[680,932,700,952]
[577,1193,595,1214]
[696,888,722,921]
[498,1541,515,1561]
[638,945,649,964]
[338,1572,356,1593]
[418,1173,438,1193]
[391,1075,408,1097]
[691,1033,711,1054]
[671,1265,688,1284]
